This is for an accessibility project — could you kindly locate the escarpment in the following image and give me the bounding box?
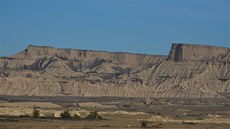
[0,43,229,98]
[168,43,230,62]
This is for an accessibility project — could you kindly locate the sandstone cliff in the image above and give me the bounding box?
[0,43,229,98]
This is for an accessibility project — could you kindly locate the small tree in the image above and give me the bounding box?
[60,110,71,119]
[33,105,40,117]
[86,111,102,120]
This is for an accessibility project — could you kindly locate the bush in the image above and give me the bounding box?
[33,105,40,117]
[60,110,71,119]
[101,125,110,127]
[141,121,148,128]
[73,114,81,119]
[86,111,102,120]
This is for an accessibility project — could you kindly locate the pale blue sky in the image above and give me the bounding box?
[0,0,229,56]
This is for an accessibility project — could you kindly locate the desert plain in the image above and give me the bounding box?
[0,96,230,129]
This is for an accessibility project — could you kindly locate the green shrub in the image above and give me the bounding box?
[141,121,148,128]
[33,105,40,117]
[86,111,102,120]
[60,110,71,118]
[73,114,81,119]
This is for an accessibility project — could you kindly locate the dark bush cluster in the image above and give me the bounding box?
[60,110,71,118]
[31,106,102,120]
[86,111,103,120]
[141,121,148,128]
[60,110,102,120]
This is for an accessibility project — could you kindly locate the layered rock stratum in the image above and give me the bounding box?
[0,43,229,98]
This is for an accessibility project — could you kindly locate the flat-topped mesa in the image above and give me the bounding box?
[168,43,230,62]
[12,45,77,59]
[11,45,55,59]
[11,45,166,66]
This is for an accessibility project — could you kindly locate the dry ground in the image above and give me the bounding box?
[0,114,230,129]
[0,102,61,108]
[0,97,230,129]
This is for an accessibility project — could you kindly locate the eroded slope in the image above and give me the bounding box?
[0,43,229,98]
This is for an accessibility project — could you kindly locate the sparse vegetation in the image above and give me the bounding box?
[86,111,103,120]
[60,110,71,119]
[141,121,148,128]
[182,121,196,125]
[1,97,230,129]
[73,114,81,119]
[101,125,110,127]
[32,105,40,117]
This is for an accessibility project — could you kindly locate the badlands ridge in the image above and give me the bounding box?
[0,43,229,98]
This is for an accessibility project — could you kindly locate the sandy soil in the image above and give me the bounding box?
[0,102,62,108]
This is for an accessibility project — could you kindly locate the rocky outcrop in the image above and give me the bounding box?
[0,43,229,98]
[168,43,230,62]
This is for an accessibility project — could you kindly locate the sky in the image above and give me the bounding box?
[0,0,230,56]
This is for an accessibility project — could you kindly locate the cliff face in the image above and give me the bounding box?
[0,43,229,98]
[168,43,230,62]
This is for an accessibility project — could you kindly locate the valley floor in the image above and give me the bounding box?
[0,115,230,129]
[0,96,230,129]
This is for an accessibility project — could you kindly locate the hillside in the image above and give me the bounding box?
[0,43,229,98]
